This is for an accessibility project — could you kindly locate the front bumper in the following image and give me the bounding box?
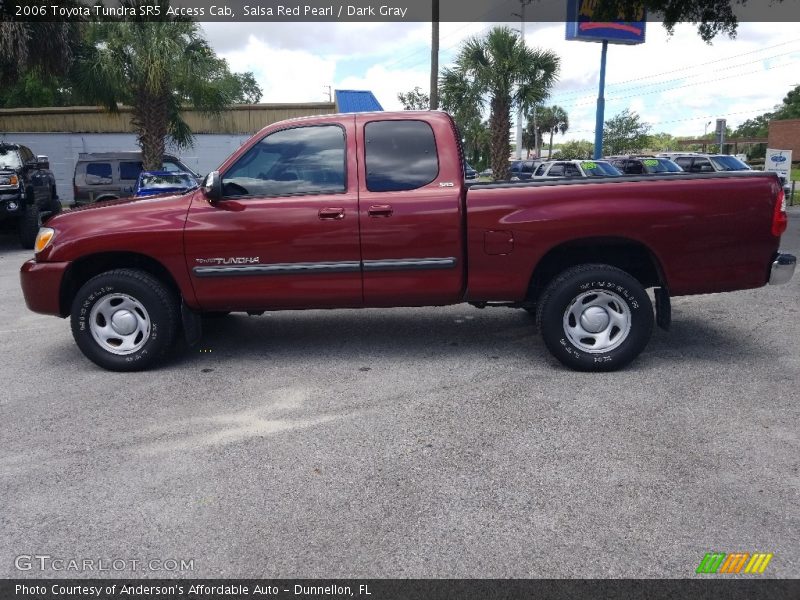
[769,253,796,285]
[20,259,70,316]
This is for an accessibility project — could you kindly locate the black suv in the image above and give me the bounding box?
[606,155,684,175]
[0,143,60,248]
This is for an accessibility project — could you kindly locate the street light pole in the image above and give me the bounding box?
[514,0,532,160]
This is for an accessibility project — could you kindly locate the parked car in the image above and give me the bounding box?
[21,111,794,373]
[73,151,200,206]
[479,168,493,178]
[0,142,61,248]
[509,159,541,180]
[533,159,622,178]
[135,171,197,197]
[607,156,684,175]
[660,153,751,174]
[464,163,478,180]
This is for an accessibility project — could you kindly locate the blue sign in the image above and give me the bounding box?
[771,154,787,163]
[566,0,646,45]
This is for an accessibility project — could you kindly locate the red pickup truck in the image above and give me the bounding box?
[20,111,795,372]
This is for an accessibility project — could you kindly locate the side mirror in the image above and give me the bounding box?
[202,170,222,203]
[36,155,50,169]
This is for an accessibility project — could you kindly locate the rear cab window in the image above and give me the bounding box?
[364,120,438,192]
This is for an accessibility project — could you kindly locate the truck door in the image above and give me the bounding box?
[184,118,362,311]
[355,115,465,306]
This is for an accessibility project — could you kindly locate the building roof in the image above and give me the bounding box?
[335,90,383,113]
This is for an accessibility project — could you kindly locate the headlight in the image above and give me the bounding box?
[34,228,55,253]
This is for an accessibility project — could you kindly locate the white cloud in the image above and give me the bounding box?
[203,21,800,142]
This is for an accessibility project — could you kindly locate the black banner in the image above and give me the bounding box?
[4,0,800,23]
[2,579,800,600]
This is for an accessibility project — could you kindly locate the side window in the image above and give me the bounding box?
[365,120,438,192]
[534,164,547,176]
[19,146,34,163]
[521,162,534,174]
[223,124,345,198]
[548,164,565,177]
[675,157,692,170]
[694,158,713,173]
[627,161,644,174]
[120,161,143,180]
[85,162,112,184]
[564,164,581,176]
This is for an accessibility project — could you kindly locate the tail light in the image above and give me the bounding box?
[772,188,787,237]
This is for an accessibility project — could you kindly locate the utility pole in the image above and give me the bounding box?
[430,0,439,110]
[513,0,532,160]
[323,85,332,103]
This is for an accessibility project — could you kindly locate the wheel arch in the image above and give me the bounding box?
[59,251,183,317]
[526,237,667,304]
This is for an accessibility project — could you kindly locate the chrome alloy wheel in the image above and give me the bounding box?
[89,293,151,355]
[562,289,632,353]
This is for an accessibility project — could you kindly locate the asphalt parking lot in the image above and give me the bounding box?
[1,208,798,579]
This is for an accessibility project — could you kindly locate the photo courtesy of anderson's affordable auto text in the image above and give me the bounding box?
[1,1,799,599]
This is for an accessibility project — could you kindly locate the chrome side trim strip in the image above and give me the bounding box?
[193,257,457,278]
[362,257,458,271]
[193,261,361,278]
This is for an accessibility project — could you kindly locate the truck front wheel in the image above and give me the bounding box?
[536,264,654,372]
[18,203,41,249]
[70,269,179,371]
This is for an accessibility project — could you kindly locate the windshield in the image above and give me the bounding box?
[642,158,683,173]
[0,148,22,169]
[140,173,195,189]
[710,156,750,171]
[580,161,622,177]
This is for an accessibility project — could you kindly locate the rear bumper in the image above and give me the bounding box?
[20,259,69,316]
[769,253,796,285]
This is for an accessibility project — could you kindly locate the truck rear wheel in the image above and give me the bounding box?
[536,264,653,372]
[70,269,179,371]
[18,203,41,249]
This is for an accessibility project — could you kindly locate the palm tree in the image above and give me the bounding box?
[538,105,569,158]
[74,9,242,169]
[445,27,559,180]
[0,20,78,86]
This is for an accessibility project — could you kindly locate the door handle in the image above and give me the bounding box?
[318,207,345,220]
[368,204,393,217]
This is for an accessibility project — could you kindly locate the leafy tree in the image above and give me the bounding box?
[648,132,679,152]
[440,68,489,168]
[603,109,651,156]
[74,3,255,169]
[774,84,800,120]
[397,86,429,110]
[538,105,569,158]
[0,15,80,86]
[556,140,593,160]
[445,26,559,180]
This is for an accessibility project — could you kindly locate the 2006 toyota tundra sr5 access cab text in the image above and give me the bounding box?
[20,111,796,372]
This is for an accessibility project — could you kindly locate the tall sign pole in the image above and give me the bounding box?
[566,0,646,159]
[514,0,532,160]
[594,40,608,159]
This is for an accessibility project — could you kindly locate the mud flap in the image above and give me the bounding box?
[181,301,203,346]
[655,287,671,331]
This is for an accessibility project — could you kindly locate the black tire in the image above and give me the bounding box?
[70,269,179,371]
[536,264,654,372]
[18,203,41,249]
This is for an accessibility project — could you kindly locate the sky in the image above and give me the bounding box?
[199,20,800,143]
